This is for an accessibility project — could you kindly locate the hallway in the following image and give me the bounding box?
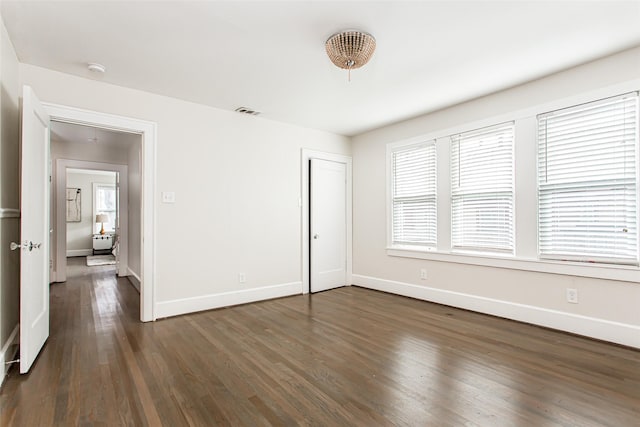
[1,258,142,425]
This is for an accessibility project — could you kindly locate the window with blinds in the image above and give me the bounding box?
[94,184,117,233]
[538,93,639,264]
[391,142,437,247]
[451,123,514,253]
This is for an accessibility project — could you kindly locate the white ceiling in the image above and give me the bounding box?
[67,168,116,177]
[3,1,640,136]
[51,121,140,149]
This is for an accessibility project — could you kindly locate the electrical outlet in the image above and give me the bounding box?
[420,268,427,280]
[566,288,578,304]
[238,273,246,284]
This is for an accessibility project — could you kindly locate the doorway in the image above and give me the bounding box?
[17,88,157,374]
[43,102,157,322]
[65,168,119,270]
[51,124,140,302]
[55,160,130,276]
[301,150,352,294]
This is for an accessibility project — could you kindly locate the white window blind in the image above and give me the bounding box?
[94,184,116,233]
[538,92,639,264]
[451,123,514,253]
[391,142,437,247]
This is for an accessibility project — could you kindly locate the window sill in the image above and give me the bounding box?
[386,247,640,283]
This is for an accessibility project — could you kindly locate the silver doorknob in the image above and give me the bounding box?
[313,234,319,239]
[11,241,42,251]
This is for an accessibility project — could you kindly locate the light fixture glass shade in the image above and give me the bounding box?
[325,30,376,70]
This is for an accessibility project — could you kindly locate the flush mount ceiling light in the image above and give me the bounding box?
[234,107,261,116]
[87,62,106,73]
[325,30,376,81]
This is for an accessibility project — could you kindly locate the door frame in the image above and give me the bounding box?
[301,149,352,294]
[56,160,128,279]
[43,102,157,322]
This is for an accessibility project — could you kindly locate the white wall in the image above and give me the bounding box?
[66,171,116,255]
[0,12,20,385]
[127,142,141,281]
[20,64,351,317]
[352,47,640,348]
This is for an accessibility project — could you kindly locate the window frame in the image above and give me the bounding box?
[384,81,640,283]
[450,122,515,255]
[387,139,438,251]
[92,182,117,234]
[536,92,640,265]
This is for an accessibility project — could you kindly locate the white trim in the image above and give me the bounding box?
[386,248,640,283]
[301,149,353,294]
[67,168,117,176]
[0,208,19,219]
[56,160,128,281]
[386,140,438,250]
[384,80,640,280]
[128,267,141,282]
[0,325,19,388]
[127,268,141,292]
[535,92,640,264]
[66,249,92,257]
[44,102,157,322]
[155,282,301,319]
[352,274,640,349]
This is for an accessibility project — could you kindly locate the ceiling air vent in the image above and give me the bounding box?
[234,107,261,116]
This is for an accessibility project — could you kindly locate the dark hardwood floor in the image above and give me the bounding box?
[1,257,639,426]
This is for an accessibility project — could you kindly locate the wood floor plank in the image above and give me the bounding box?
[1,257,639,426]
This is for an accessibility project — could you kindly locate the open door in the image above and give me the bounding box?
[310,158,347,293]
[16,86,51,373]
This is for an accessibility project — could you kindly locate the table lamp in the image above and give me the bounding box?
[95,214,109,235]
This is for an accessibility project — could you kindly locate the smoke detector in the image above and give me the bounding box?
[234,107,260,116]
[87,63,106,73]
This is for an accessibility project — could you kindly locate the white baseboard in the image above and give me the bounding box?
[352,274,640,349]
[156,281,302,319]
[67,249,92,257]
[0,324,19,389]
[127,268,140,293]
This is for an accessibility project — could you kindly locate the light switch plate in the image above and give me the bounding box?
[162,192,175,203]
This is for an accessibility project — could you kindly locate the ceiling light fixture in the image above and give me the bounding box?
[87,62,106,73]
[325,30,376,82]
[234,107,261,116]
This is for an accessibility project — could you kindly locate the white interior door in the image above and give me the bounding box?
[17,86,51,373]
[310,158,347,293]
